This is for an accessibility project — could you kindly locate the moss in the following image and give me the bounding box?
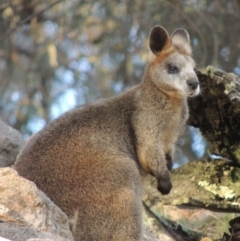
[224,81,236,95]
[206,66,215,78]
[167,159,240,211]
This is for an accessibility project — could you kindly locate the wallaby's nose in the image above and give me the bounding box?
[187,79,199,90]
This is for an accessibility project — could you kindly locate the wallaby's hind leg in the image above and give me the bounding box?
[110,187,143,241]
[73,185,143,241]
[70,157,143,241]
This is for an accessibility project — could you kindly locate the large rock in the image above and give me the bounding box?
[0,168,74,241]
[0,121,25,167]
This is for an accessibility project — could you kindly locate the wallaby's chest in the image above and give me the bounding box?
[163,102,188,150]
[135,98,186,127]
[139,99,187,152]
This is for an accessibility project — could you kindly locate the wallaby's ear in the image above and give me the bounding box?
[171,28,192,55]
[149,26,170,56]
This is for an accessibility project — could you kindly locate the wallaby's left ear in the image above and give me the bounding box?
[171,28,192,55]
[149,25,170,56]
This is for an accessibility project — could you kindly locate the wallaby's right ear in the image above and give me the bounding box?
[149,26,170,56]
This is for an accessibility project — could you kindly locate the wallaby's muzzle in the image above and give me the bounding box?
[187,78,200,96]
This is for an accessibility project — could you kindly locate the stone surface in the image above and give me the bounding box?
[143,168,238,240]
[0,121,25,167]
[0,168,73,241]
[143,203,175,241]
[0,236,11,241]
[27,239,69,241]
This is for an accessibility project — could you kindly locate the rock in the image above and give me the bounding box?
[27,239,68,241]
[0,168,74,241]
[143,171,237,240]
[0,236,11,241]
[0,121,25,167]
[143,202,176,241]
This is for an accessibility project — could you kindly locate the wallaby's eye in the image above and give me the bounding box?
[168,64,179,74]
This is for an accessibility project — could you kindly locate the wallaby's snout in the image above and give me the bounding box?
[187,78,200,96]
[187,78,199,90]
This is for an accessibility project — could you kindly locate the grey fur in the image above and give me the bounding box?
[15,25,199,241]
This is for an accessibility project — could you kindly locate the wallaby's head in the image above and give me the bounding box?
[147,25,200,97]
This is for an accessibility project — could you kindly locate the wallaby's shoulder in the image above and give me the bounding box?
[56,84,140,128]
[24,85,141,147]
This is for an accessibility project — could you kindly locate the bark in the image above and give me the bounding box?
[223,216,240,241]
[188,66,240,165]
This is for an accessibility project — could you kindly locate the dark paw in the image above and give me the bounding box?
[157,178,172,195]
[165,152,173,171]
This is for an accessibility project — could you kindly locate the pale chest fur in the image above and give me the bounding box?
[133,95,188,156]
[160,97,188,152]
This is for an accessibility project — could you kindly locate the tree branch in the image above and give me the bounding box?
[0,0,65,42]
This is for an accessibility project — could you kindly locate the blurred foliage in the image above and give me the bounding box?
[0,0,240,162]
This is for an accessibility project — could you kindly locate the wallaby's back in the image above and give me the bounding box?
[15,25,199,241]
[16,87,143,240]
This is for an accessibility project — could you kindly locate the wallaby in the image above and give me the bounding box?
[15,25,200,241]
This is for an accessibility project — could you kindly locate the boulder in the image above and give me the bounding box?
[0,168,74,241]
[0,121,25,167]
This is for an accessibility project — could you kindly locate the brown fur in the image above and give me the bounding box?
[15,26,199,241]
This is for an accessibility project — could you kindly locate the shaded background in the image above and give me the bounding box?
[1,0,240,165]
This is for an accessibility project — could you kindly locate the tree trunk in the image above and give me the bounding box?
[188,66,240,165]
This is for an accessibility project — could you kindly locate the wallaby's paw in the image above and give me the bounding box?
[165,152,173,171]
[157,177,172,195]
